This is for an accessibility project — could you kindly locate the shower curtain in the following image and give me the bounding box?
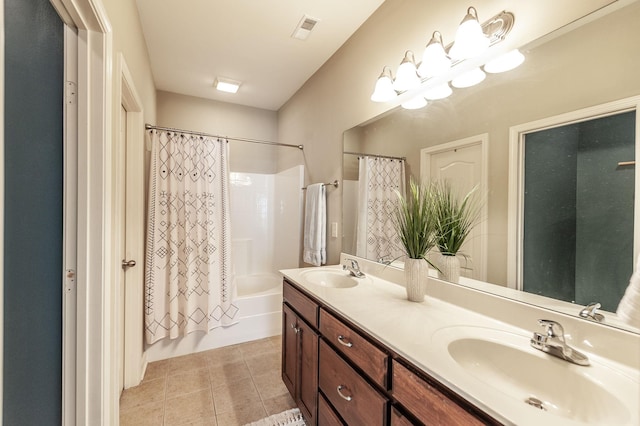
[144,130,238,344]
[356,156,406,261]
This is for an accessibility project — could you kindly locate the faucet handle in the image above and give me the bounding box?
[538,319,565,340]
[579,302,604,322]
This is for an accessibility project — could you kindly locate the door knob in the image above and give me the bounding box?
[122,259,136,269]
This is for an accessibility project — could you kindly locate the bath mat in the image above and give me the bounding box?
[245,408,306,426]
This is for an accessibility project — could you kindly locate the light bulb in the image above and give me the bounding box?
[418,31,451,78]
[451,68,486,88]
[449,7,489,60]
[393,51,421,92]
[401,95,427,110]
[370,68,396,102]
[484,49,525,73]
[423,83,452,100]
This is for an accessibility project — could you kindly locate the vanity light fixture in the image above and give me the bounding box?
[484,49,525,73]
[401,95,428,110]
[214,77,241,94]
[370,7,517,110]
[370,66,397,102]
[423,83,452,100]
[449,6,490,60]
[418,31,451,78]
[393,51,421,92]
[451,67,486,88]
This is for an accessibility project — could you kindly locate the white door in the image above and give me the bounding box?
[421,135,488,280]
[118,104,128,394]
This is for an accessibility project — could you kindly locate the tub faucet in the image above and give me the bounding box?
[343,258,365,278]
[530,319,590,366]
[579,302,604,322]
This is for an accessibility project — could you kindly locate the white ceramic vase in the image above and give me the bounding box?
[437,253,460,283]
[404,258,428,302]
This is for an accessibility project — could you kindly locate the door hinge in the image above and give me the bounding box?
[65,81,77,105]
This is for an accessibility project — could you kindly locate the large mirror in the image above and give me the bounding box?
[343,0,640,333]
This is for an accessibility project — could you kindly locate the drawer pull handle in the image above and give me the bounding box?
[337,335,353,348]
[337,385,352,401]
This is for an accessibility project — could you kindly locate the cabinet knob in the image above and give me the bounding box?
[337,335,353,348]
[290,323,300,334]
[337,385,352,401]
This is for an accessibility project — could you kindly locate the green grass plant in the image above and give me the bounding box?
[432,181,482,256]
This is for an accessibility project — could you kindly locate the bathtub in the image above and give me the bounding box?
[145,272,284,362]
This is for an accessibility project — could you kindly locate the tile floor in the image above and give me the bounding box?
[119,335,297,426]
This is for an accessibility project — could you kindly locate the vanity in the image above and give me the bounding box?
[280,256,640,426]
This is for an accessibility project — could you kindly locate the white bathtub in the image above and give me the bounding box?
[237,273,282,298]
[145,273,283,362]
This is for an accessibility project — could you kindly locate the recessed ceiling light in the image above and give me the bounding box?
[214,77,241,94]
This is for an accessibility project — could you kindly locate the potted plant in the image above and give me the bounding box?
[431,181,482,283]
[392,179,438,302]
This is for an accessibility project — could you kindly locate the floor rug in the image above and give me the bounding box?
[245,408,306,426]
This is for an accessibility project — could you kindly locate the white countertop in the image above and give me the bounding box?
[280,263,640,426]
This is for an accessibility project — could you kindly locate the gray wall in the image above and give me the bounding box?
[3,0,63,423]
[523,112,635,311]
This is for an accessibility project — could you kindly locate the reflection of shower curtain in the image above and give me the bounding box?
[356,157,406,260]
[144,130,238,344]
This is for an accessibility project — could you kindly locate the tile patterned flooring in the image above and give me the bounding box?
[119,335,296,426]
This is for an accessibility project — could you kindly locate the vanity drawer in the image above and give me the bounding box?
[392,360,484,426]
[390,407,415,426]
[319,309,389,388]
[318,393,345,426]
[319,340,388,426]
[283,280,319,327]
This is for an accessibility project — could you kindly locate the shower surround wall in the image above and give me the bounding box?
[146,165,304,362]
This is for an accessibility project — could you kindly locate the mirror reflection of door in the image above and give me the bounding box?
[521,110,636,311]
[421,134,488,281]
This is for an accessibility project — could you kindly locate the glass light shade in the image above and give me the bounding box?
[451,67,486,88]
[418,32,451,78]
[370,74,396,102]
[484,49,525,73]
[393,52,421,92]
[401,95,427,110]
[423,83,452,100]
[449,8,489,60]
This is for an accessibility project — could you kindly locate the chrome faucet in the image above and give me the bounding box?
[530,319,590,366]
[579,302,604,322]
[343,258,366,278]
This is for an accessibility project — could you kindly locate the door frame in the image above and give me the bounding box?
[34,0,113,424]
[507,95,640,290]
[420,134,489,281]
[116,53,146,390]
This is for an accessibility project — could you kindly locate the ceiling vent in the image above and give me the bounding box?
[292,15,320,40]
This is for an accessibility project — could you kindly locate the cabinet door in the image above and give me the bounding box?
[298,317,319,426]
[282,303,298,397]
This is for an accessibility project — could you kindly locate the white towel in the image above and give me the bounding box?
[303,183,326,266]
[616,255,640,329]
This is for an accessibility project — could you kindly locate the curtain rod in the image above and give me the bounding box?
[343,151,406,161]
[145,124,303,150]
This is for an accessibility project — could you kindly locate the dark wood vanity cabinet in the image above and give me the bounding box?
[282,278,499,426]
[282,282,320,425]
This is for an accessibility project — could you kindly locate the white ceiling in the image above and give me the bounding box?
[135,0,385,111]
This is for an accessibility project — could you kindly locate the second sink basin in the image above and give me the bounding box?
[430,326,639,425]
[300,268,365,288]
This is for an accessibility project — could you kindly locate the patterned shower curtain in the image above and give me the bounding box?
[356,156,406,261]
[144,130,238,344]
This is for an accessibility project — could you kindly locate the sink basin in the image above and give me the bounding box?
[300,269,364,288]
[431,326,639,425]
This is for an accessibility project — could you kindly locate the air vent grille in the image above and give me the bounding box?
[292,15,320,40]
